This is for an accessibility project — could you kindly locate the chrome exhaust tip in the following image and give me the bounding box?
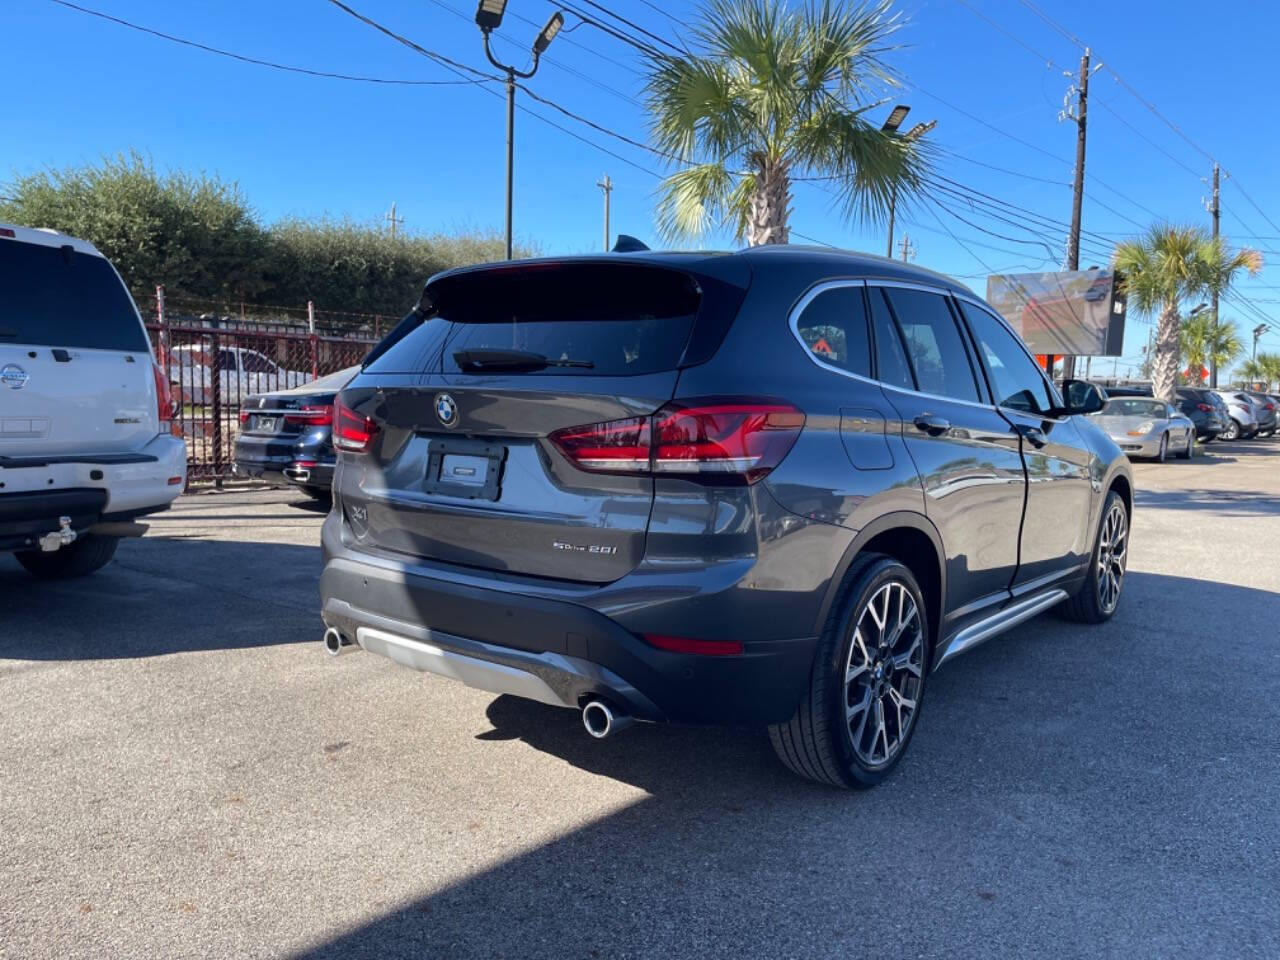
[323,627,356,656]
[582,699,633,739]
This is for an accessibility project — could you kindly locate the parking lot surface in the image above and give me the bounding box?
[3,441,1279,959]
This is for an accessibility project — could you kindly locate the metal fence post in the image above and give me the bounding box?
[206,313,224,489]
[308,300,318,380]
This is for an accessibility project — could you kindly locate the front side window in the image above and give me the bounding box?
[218,349,240,373]
[881,287,981,403]
[958,301,1055,415]
[794,285,871,377]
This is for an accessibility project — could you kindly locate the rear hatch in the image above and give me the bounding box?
[0,232,156,458]
[340,258,748,583]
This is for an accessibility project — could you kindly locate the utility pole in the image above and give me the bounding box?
[1060,47,1093,382]
[898,233,915,262]
[1209,163,1221,387]
[596,173,613,251]
[385,201,404,240]
[1253,323,1268,360]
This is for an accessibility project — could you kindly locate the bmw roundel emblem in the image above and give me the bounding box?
[435,392,458,427]
[1,363,29,390]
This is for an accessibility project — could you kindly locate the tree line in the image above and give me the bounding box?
[0,151,532,319]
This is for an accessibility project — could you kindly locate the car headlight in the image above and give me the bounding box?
[1126,421,1155,436]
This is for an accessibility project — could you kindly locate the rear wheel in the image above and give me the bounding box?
[769,555,928,789]
[1223,419,1240,441]
[1057,491,1128,624]
[15,535,120,580]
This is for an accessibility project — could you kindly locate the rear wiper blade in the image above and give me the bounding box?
[452,348,594,372]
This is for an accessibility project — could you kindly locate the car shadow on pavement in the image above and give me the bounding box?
[290,571,1280,960]
[0,537,321,661]
[1134,488,1280,516]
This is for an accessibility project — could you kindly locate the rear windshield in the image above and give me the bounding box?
[0,239,147,351]
[366,263,701,376]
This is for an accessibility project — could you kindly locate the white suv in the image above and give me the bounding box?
[0,222,186,578]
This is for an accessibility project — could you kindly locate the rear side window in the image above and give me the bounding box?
[0,240,147,351]
[882,287,981,403]
[367,263,701,376]
[794,285,871,377]
[868,288,915,391]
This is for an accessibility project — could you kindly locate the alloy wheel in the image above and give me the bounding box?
[843,581,925,768]
[1096,501,1128,614]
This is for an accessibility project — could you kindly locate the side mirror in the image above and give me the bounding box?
[1061,379,1105,415]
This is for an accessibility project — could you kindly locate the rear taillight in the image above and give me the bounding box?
[284,404,334,426]
[152,361,177,434]
[549,398,805,485]
[333,397,379,452]
[239,408,250,425]
[1197,403,1212,412]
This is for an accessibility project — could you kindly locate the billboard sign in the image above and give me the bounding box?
[985,269,1126,357]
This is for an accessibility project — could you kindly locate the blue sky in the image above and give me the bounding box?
[6,0,1280,371]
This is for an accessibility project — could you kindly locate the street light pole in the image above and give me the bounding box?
[879,106,935,259]
[476,2,564,260]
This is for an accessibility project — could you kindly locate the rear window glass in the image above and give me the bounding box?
[366,263,701,376]
[0,240,147,351]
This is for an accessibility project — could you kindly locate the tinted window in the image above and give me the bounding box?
[367,264,700,376]
[883,288,981,402]
[868,288,914,390]
[958,302,1055,414]
[218,349,239,372]
[794,285,871,377]
[242,351,276,373]
[0,240,147,351]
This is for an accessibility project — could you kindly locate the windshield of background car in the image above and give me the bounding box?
[0,239,147,351]
[1104,399,1166,418]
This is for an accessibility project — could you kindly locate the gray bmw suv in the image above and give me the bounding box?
[319,246,1131,788]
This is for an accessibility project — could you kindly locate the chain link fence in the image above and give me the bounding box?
[142,286,382,482]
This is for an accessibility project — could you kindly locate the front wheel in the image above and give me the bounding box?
[1180,430,1195,460]
[1057,491,1128,624]
[1155,433,1168,462]
[769,555,929,789]
[15,535,120,579]
[1222,419,1240,441]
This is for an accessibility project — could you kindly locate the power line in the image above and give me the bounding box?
[325,0,494,80]
[565,0,686,56]
[47,0,484,85]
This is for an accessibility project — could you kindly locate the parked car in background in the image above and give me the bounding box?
[1175,387,1226,441]
[1214,390,1259,440]
[1240,391,1276,436]
[233,366,357,500]
[1092,396,1196,460]
[319,247,1132,789]
[169,344,310,406]
[0,222,185,578]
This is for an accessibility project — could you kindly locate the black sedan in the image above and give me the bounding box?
[233,366,357,499]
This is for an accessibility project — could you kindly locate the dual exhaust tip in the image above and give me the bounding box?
[323,627,632,740]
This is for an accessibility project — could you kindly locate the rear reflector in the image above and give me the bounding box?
[167,476,183,485]
[643,634,744,656]
[549,398,804,485]
[333,396,379,452]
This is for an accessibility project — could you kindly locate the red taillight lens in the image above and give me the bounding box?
[1197,403,1212,412]
[642,633,744,656]
[549,399,804,485]
[239,408,250,424]
[284,404,334,426]
[152,360,177,434]
[333,397,379,452]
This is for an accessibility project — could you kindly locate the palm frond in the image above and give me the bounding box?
[653,162,737,243]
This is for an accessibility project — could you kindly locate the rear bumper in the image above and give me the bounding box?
[319,513,819,725]
[233,435,334,488]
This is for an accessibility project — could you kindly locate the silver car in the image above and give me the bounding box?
[1240,392,1277,436]
[1093,397,1196,460]
[1213,390,1259,440]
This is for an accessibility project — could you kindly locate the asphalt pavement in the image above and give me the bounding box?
[2,440,1278,959]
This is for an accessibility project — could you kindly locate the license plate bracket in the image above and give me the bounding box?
[424,438,506,500]
[253,416,279,433]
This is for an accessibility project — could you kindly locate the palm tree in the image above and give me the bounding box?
[645,0,928,246]
[1258,352,1280,391]
[1113,224,1262,403]
[1237,357,1266,389]
[1179,313,1242,385]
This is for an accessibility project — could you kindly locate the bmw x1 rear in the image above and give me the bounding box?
[320,247,1131,787]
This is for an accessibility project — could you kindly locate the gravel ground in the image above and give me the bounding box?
[2,440,1278,959]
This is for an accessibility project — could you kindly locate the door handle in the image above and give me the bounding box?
[912,414,951,436]
[1013,423,1048,448]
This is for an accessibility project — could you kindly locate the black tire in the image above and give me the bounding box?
[301,485,331,501]
[1056,490,1128,624]
[769,554,929,789]
[1222,419,1240,441]
[1155,433,1168,462]
[15,535,120,580]
[1180,430,1194,460]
